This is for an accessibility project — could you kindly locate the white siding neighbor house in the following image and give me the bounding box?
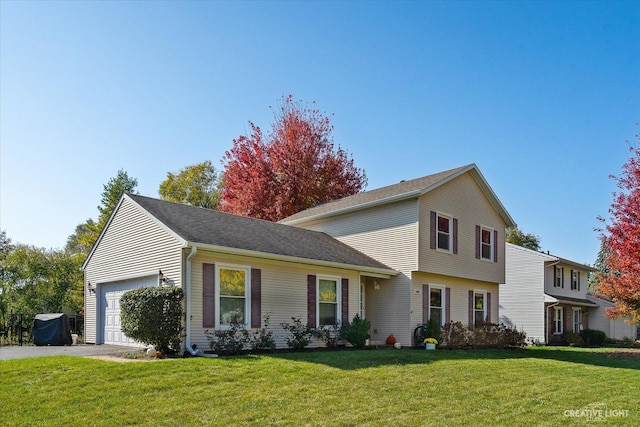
[501,243,637,344]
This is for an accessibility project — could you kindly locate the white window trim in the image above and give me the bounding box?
[473,289,487,327]
[553,306,563,335]
[436,211,453,253]
[429,284,446,327]
[571,271,579,291]
[572,307,582,333]
[317,275,342,327]
[215,263,251,329]
[479,224,494,262]
[554,266,562,288]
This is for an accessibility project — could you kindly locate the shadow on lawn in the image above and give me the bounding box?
[260,347,640,371]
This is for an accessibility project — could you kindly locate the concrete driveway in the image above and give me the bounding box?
[0,344,140,360]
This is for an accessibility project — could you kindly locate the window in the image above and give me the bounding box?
[554,307,563,334]
[474,291,487,327]
[571,271,580,291]
[318,277,341,326]
[430,287,444,326]
[216,265,250,327]
[554,266,563,288]
[437,213,452,251]
[572,308,582,333]
[480,226,494,261]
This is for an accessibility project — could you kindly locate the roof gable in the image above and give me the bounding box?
[125,194,394,274]
[281,164,516,227]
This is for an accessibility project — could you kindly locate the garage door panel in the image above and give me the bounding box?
[100,276,157,347]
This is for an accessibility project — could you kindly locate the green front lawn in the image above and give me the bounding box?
[1,347,638,426]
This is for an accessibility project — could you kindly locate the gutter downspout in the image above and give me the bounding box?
[546,300,560,345]
[184,246,201,356]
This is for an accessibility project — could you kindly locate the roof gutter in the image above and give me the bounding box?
[186,241,397,278]
[282,190,422,226]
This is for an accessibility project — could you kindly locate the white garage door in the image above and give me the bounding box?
[100,276,157,346]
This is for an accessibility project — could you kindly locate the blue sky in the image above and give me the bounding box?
[1,1,638,265]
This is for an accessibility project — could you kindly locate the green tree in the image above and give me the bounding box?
[1,244,83,332]
[506,227,541,251]
[588,239,607,291]
[65,170,138,255]
[159,160,220,208]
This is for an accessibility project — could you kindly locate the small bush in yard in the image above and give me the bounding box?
[562,331,584,346]
[441,321,469,349]
[441,321,526,349]
[313,323,341,348]
[250,313,276,351]
[580,329,607,346]
[120,286,183,354]
[205,318,249,356]
[340,314,370,349]
[281,316,313,350]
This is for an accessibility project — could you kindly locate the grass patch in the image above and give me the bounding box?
[1,347,638,426]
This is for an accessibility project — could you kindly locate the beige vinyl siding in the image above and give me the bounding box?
[501,244,555,344]
[84,197,184,344]
[295,199,419,272]
[411,271,499,331]
[189,251,361,350]
[418,171,507,284]
[291,199,418,347]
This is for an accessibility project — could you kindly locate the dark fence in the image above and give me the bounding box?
[1,313,83,346]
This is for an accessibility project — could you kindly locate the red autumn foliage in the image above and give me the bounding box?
[220,95,367,221]
[597,130,640,323]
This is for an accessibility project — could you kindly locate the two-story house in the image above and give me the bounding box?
[83,164,516,350]
[500,243,637,344]
[281,164,516,346]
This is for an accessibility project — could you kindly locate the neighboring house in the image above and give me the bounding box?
[82,194,396,349]
[586,292,638,340]
[501,243,636,344]
[281,164,516,347]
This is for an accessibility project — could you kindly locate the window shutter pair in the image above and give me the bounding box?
[422,284,451,324]
[202,263,261,328]
[475,226,498,263]
[467,290,492,327]
[307,275,348,327]
[430,211,458,253]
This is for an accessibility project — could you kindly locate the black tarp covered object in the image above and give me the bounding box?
[33,313,73,346]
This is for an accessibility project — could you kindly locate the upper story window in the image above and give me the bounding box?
[430,211,458,254]
[437,214,452,251]
[217,264,251,327]
[570,270,580,291]
[475,225,498,262]
[554,266,564,288]
[480,226,494,261]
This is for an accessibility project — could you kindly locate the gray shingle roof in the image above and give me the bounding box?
[281,163,516,228]
[127,194,394,273]
[281,164,471,223]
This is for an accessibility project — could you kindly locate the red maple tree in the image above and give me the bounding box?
[597,131,640,323]
[220,95,367,221]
